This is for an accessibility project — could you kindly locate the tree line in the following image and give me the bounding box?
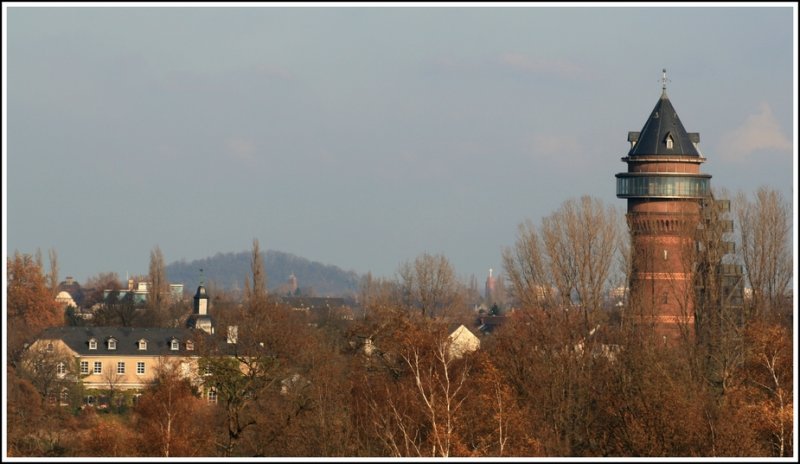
[5,187,793,457]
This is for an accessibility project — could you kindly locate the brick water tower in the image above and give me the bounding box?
[615,70,711,342]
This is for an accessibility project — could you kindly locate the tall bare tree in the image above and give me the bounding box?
[734,187,792,320]
[244,238,267,303]
[47,248,59,297]
[503,220,554,310]
[398,253,461,318]
[505,196,619,331]
[148,245,168,312]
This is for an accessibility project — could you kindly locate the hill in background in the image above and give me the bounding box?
[165,250,361,298]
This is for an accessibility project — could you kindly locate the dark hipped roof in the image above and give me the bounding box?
[38,326,203,356]
[628,91,700,157]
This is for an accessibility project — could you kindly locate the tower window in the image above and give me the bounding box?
[663,249,668,261]
[662,292,669,304]
[665,134,674,149]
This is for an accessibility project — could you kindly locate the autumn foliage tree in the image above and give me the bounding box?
[134,360,215,457]
[7,251,64,363]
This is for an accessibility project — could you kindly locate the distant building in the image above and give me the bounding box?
[55,291,78,309]
[56,276,84,308]
[169,283,185,301]
[476,315,507,335]
[103,279,184,306]
[279,296,354,323]
[484,268,496,305]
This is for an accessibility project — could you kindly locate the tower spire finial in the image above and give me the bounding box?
[661,68,670,96]
[199,268,205,287]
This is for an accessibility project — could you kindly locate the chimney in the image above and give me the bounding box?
[227,326,238,344]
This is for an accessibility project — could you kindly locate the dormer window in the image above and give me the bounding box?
[107,338,117,350]
[186,340,195,351]
[138,339,148,351]
[46,342,54,352]
[665,133,674,150]
[89,338,98,350]
[170,338,180,351]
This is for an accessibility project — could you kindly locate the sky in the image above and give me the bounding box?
[3,2,797,287]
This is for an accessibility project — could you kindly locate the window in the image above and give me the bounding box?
[663,249,668,261]
[56,362,66,375]
[186,340,194,351]
[170,339,179,351]
[207,387,218,404]
[662,292,669,305]
[138,339,147,350]
[60,390,69,405]
[89,339,97,350]
[46,343,54,352]
[117,362,125,374]
[665,134,674,149]
[108,338,117,350]
[80,361,89,375]
[94,361,102,374]
[137,362,145,375]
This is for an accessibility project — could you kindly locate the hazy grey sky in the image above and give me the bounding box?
[4,3,796,286]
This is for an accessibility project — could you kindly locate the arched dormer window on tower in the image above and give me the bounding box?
[665,132,674,150]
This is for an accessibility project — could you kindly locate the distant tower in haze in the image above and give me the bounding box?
[288,273,298,295]
[485,268,496,305]
[615,70,711,342]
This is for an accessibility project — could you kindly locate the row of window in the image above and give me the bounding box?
[87,338,193,351]
[616,175,710,198]
[79,360,146,375]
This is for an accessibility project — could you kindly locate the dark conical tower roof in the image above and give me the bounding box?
[628,89,700,157]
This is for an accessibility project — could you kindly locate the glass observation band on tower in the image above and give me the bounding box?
[615,173,711,199]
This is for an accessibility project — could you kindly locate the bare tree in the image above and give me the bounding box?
[505,196,619,331]
[47,248,59,297]
[503,219,555,310]
[244,238,267,303]
[359,272,400,319]
[18,342,76,405]
[398,253,461,318]
[148,245,168,312]
[734,187,792,320]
